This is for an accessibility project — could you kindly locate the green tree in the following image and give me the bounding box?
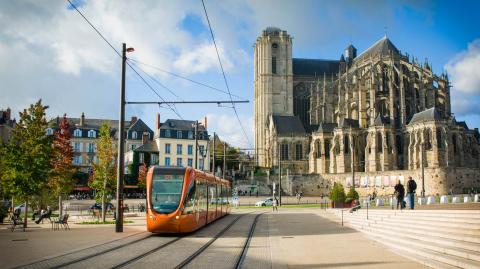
[49,114,75,217]
[345,186,359,204]
[88,123,116,222]
[329,182,346,208]
[0,100,52,227]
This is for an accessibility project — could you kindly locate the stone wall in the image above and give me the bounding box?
[271,167,480,197]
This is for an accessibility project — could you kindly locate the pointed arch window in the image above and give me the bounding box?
[132,131,137,139]
[46,128,54,136]
[272,57,277,74]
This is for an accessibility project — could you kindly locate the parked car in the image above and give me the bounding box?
[255,197,274,207]
[14,204,28,214]
[90,202,114,211]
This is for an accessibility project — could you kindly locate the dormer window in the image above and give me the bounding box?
[188,131,193,139]
[88,130,96,138]
[177,131,182,139]
[132,131,137,139]
[165,129,171,138]
[74,129,82,137]
[46,128,53,136]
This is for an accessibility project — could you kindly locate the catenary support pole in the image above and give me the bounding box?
[278,144,282,206]
[116,43,126,233]
[223,141,226,179]
[194,120,198,169]
[212,132,216,174]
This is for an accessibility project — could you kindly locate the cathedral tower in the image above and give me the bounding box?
[254,27,293,167]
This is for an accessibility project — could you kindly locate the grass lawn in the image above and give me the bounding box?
[76,220,134,225]
[234,204,327,209]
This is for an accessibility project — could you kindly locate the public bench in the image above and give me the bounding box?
[9,209,25,232]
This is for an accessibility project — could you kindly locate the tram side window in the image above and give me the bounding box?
[209,184,216,205]
[219,185,223,205]
[197,180,207,212]
[183,179,196,214]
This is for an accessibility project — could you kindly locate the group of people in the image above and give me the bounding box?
[394,176,417,210]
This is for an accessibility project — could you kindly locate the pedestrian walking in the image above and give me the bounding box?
[394,180,405,210]
[406,176,417,210]
[272,197,278,212]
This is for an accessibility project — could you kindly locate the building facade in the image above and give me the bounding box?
[0,108,15,144]
[48,113,153,188]
[254,27,480,195]
[125,114,210,173]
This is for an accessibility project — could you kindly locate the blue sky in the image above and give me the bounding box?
[1,0,479,147]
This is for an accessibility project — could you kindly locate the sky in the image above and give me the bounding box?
[1,0,480,148]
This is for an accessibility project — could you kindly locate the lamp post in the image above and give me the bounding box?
[116,43,134,233]
[421,142,425,198]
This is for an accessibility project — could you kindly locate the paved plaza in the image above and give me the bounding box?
[0,208,429,269]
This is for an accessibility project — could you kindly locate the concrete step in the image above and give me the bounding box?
[356,212,480,224]
[368,233,469,269]
[346,212,480,228]
[357,226,480,269]
[350,221,480,262]
[347,218,480,250]
[338,213,480,235]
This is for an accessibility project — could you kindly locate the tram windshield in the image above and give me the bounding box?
[151,173,184,214]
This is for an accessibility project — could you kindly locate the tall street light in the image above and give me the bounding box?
[116,43,134,233]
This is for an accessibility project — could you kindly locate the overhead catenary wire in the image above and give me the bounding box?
[201,0,252,148]
[65,0,182,119]
[128,58,248,101]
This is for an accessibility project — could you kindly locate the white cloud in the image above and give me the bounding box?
[445,39,480,94]
[173,42,233,75]
[206,113,253,149]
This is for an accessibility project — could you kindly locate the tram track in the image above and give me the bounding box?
[175,212,264,269]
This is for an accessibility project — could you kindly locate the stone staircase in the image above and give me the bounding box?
[330,209,480,269]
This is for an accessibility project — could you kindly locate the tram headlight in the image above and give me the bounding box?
[175,215,180,220]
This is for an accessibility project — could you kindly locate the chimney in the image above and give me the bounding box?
[131,116,137,123]
[6,108,11,120]
[142,132,150,144]
[155,113,160,130]
[80,112,85,126]
[204,116,208,130]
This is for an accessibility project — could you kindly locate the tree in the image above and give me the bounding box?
[137,163,147,191]
[329,182,346,208]
[49,114,75,217]
[88,123,116,222]
[0,100,52,227]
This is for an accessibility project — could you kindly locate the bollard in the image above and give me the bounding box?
[366,201,369,220]
[341,210,344,226]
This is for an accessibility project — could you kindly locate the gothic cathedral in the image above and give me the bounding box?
[254,27,479,195]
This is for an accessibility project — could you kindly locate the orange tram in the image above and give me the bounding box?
[146,166,232,233]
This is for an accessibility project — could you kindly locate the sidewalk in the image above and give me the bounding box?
[257,208,428,269]
[0,216,146,269]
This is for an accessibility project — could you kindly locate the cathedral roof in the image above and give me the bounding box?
[355,36,400,62]
[317,122,337,133]
[409,107,442,125]
[292,58,340,76]
[271,115,306,135]
[265,26,282,34]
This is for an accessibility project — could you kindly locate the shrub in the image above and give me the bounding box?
[329,182,346,203]
[346,186,359,201]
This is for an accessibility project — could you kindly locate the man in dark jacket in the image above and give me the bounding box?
[406,176,417,210]
[394,180,405,210]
